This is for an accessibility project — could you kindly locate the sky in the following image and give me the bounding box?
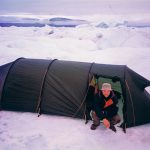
[0,0,150,15]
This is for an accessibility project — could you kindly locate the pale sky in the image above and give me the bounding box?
[0,0,150,15]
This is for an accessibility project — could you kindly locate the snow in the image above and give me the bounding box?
[0,111,150,150]
[0,0,150,149]
[0,20,150,81]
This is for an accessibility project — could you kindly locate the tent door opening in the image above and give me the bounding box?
[97,76,124,126]
[85,75,124,126]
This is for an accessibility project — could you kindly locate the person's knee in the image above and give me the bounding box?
[115,114,121,123]
[111,114,121,125]
[91,111,100,125]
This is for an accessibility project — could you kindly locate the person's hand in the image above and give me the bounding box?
[89,76,96,87]
[103,118,110,128]
[104,99,113,108]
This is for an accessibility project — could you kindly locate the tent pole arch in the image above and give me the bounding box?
[125,79,136,127]
[124,66,150,127]
[0,58,24,109]
[118,65,127,132]
[36,59,58,115]
[72,62,95,118]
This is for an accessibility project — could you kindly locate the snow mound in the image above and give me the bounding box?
[0,16,89,27]
[49,17,89,27]
[1,15,150,28]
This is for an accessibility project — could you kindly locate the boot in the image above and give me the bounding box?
[90,124,99,130]
[109,125,117,132]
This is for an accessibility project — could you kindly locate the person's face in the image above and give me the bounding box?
[102,90,111,98]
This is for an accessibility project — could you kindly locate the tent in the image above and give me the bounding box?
[0,58,150,130]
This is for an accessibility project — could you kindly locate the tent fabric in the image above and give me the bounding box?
[1,58,52,112]
[41,60,91,118]
[125,68,150,127]
[0,62,12,109]
[0,57,24,108]
[0,58,150,128]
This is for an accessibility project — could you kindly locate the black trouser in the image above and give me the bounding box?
[91,111,121,126]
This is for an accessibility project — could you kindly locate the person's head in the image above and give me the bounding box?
[101,83,112,98]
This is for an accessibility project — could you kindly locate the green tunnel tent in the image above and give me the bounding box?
[0,58,150,129]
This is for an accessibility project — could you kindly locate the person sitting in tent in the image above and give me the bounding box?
[90,82,121,132]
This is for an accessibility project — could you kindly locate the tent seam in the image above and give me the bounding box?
[0,57,24,109]
[125,79,136,126]
[36,59,57,114]
[72,62,95,118]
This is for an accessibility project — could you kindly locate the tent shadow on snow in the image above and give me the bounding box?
[0,58,150,131]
